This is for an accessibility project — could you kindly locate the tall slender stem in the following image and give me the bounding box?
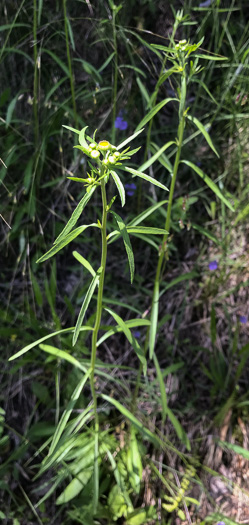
[63,0,77,126]
[90,175,108,512]
[33,0,39,147]
[132,74,187,413]
[111,6,118,145]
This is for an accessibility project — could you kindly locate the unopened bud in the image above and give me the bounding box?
[90,150,100,159]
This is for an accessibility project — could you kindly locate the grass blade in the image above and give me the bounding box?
[181,160,234,211]
[187,114,219,157]
[111,211,135,283]
[73,267,102,346]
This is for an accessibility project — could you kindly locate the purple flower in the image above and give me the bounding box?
[209,260,218,271]
[115,111,128,130]
[216,522,226,525]
[133,330,141,338]
[239,315,247,324]
[199,0,214,7]
[125,183,136,197]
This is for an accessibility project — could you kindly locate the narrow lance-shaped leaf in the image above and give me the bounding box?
[116,128,144,151]
[139,142,175,173]
[73,266,103,346]
[49,369,92,455]
[8,326,93,362]
[39,344,87,372]
[181,160,234,211]
[149,280,159,360]
[36,224,99,263]
[110,170,125,207]
[72,251,96,277]
[101,394,159,447]
[110,211,135,284]
[97,319,150,347]
[105,308,147,374]
[123,166,169,191]
[186,114,219,157]
[153,353,167,423]
[54,186,96,244]
[135,97,178,132]
[79,126,89,149]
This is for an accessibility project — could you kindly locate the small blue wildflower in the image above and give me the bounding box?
[199,0,214,7]
[209,260,218,271]
[216,522,226,525]
[115,112,128,131]
[125,183,136,197]
[239,315,247,324]
[133,330,141,339]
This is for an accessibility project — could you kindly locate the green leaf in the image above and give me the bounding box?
[181,160,234,211]
[97,319,150,346]
[8,326,93,361]
[128,200,168,227]
[186,115,219,157]
[166,407,191,450]
[149,281,159,360]
[135,98,178,131]
[127,226,167,236]
[73,251,95,277]
[62,124,80,135]
[73,267,102,346]
[36,224,98,263]
[54,187,96,244]
[218,440,249,461]
[110,170,125,207]
[234,201,249,226]
[39,344,87,372]
[98,52,115,72]
[56,468,93,505]
[138,142,175,173]
[192,223,220,244]
[49,370,92,455]
[117,129,144,151]
[126,427,143,494]
[42,48,70,76]
[79,126,89,149]
[111,211,135,283]
[124,167,168,191]
[101,394,160,447]
[156,66,179,89]
[153,353,167,422]
[105,308,146,373]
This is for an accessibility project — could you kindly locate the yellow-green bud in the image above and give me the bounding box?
[87,177,95,184]
[108,155,116,164]
[98,140,111,151]
[102,159,109,165]
[113,151,120,158]
[90,150,100,159]
[89,142,96,149]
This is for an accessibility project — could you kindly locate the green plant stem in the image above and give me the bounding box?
[137,20,180,212]
[90,175,108,512]
[33,0,39,147]
[132,77,186,414]
[111,6,118,145]
[63,0,77,126]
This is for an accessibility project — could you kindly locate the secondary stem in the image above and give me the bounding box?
[90,175,108,512]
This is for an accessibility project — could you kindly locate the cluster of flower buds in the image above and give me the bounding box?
[87,140,121,166]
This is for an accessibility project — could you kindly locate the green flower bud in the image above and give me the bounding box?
[108,155,116,164]
[113,151,120,158]
[90,150,100,159]
[89,142,96,148]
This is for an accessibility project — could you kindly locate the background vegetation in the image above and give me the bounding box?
[1,0,249,524]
